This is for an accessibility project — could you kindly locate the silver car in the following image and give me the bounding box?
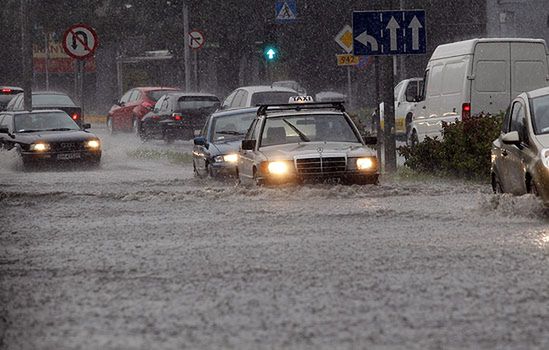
[237,102,379,185]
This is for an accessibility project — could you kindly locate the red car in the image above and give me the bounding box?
[107,87,182,134]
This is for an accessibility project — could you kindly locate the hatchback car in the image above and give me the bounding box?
[238,102,379,185]
[6,91,83,126]
[107,87,182,134]
[491,86,549,207]
[140,92,220,142]
[221,85,297,110]
[193,107,257,178]
[0,110,101,168]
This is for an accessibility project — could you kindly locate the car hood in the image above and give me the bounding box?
[259,142,375,160]
[15,130,97,143]
[209,139,242,156]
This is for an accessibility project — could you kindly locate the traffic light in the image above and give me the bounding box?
[263,44,279,62]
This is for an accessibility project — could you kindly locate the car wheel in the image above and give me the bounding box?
[132,118,141,138]
[408,129,419,148]
[253,168,264,186]
[528,177,539,197]
[492,173,504,194]
[107,117,116,135]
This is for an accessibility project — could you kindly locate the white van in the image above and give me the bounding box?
[408,38,549,146]
[393,78,423,135]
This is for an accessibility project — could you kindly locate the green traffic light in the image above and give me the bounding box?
[264,45,279,61]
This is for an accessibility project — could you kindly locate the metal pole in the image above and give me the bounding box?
[79,60,85,120]
[398,0,406,80]
[20,0,33,110]
[382,56,396,173]
[374,57,382,167]
[183,1,191,91]
[45,32,49,90]
[194,50,198,91]
[346,66,352,109]
[116,54,123,96]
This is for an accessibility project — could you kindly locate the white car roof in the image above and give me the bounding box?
[526,86,549,99]
[236,85,297,94]
[262,109,345,119]
[431,38,548,60]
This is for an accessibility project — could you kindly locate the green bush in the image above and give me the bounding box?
[398,113,503,179]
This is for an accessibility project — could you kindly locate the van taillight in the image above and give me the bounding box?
[1,88,11,93]
[172,113,183,121]
[462,103,471,120]
[71,113,79,120]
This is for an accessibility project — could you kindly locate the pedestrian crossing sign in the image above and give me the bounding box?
[275,0,297,23]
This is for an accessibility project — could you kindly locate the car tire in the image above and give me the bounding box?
[408,129,419,148]
[107,117,116,135]
[492,173,504,194]
[132,117,141,138]
[528,176,539,197]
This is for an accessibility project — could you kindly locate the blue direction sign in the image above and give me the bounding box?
[275,0,297,23]
[352,10,426,56]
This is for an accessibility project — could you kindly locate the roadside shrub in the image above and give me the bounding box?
[398,113,503,179]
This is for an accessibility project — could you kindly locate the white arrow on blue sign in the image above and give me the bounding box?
[352,10,426,56]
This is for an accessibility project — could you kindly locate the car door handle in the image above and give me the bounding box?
[502,150,508,157]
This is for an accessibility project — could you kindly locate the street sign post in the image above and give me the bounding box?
[188,30,205,50]
[62,24,98,121]
[275,0,297,23]
[352,10,426,56]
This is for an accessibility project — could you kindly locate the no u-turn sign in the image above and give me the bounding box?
[62,24,99,60]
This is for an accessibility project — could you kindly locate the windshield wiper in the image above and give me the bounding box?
[17,129,43,133]
[282,119,310,142]
[44,128,75,131]
[216,131,244,135]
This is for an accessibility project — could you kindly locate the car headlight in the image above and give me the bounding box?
[541,148,549,169]
[86,140,101,149]
[223,154,238,163]
[267,161,289,175]
[356,157,375,170]
[30,143,50,152]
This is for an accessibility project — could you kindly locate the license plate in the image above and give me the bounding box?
[57,153,81,160]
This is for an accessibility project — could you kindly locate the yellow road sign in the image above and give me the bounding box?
[336,54,359,66]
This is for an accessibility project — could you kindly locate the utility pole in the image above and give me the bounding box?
[20,0,33,110]
[183,1,191,91]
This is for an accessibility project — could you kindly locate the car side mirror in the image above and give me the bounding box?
[241,139,256,150]
[0,127,9,134]
[502,131,520,144]
[363,136,377,145]
[82,123,91,130]
[194,136,208,148]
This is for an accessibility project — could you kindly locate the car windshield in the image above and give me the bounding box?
[250,91,297,106]
[211,112,256,142]
[531,95,549,135]
[14,112,80,132]
[177,96,220,110]
[33,94,76,107]
[260,113,360,147]
[147,90,181,102]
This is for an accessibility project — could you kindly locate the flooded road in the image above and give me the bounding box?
[1,127,549,349]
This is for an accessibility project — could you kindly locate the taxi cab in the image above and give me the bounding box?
[237,100,379,185]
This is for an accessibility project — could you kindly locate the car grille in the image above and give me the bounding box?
[51,142,85,152]
[295,157,347,176]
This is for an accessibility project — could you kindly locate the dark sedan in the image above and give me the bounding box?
[192,107,257,178]
[0,110,101,168]
[140,92,220,142]
[0,86,23,111]
[5,91,83,126]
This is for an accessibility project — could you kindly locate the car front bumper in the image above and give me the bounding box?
[21,150,101,163]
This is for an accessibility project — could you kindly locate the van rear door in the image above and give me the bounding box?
[471,42,511,115]
[510,42,549,101]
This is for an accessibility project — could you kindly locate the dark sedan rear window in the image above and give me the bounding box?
[33,94,76,107]
[177,96,220,110]
[147,90,182,102]
[250,92,296,106]
[0,89,23,108]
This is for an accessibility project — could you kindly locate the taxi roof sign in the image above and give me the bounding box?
[288,96,314,103]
